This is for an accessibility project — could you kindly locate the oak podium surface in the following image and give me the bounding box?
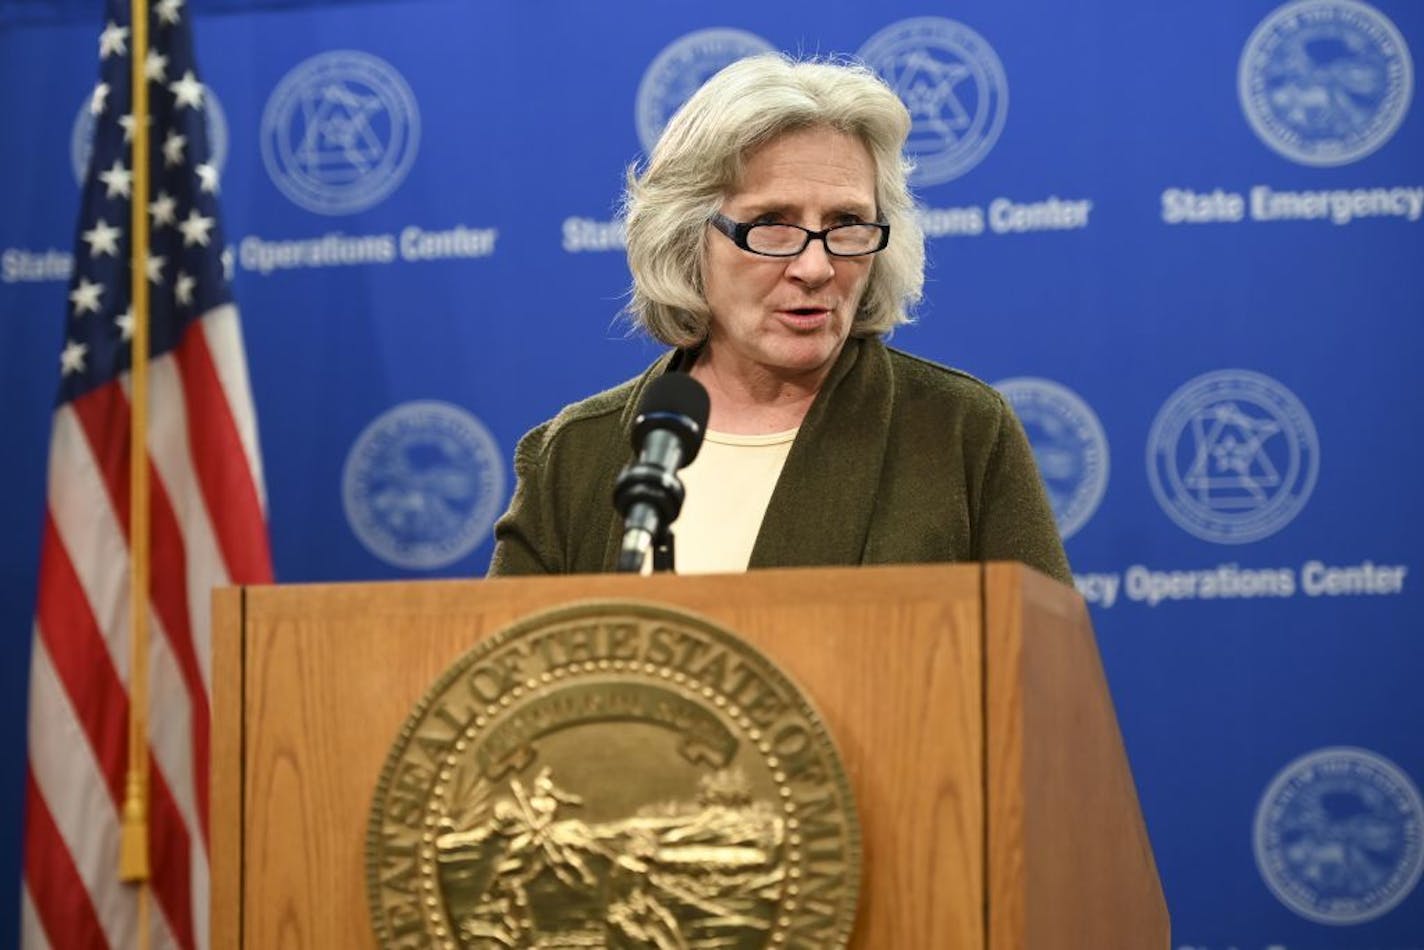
[211,563,1168,948]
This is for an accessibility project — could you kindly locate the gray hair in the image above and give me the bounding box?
[622,54,925,347]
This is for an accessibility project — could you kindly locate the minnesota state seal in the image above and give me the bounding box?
[367,602,861,948]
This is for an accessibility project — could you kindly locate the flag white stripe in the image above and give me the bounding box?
[20,885,53,950]
[26,638,134,950]
[147,614,204,859]
[190,836,210,950]
[200,305,267,512]
[47,406,131,682]
[153,906,183,950]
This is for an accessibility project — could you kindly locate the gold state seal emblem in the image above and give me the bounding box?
[367,602,861,949]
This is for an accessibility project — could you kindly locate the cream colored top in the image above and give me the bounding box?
[668,427,798,575]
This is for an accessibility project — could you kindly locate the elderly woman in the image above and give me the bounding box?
[490,55,1069,583]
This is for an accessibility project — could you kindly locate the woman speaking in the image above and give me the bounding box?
[489,54,1069,584]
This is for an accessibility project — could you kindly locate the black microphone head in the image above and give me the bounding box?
[631,372,711,464]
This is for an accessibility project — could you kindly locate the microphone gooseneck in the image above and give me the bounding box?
[613,373,710,573]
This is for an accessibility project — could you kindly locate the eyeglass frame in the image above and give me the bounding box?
[708,212,891,258]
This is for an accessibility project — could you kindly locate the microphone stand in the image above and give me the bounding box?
[613,471,682,573]
[651,529,676,573]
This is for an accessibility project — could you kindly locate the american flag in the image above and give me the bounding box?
[23,0,272,946]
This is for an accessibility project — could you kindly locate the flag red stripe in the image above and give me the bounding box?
[69,380,133,535]
[148,760,195,950]
[24,765,111,949]
[35,512,128,808]
[175,328,274,583]
[72,380,214,848]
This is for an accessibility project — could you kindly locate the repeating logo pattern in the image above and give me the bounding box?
[635,27,775,155]
[261,50,421,215]
[1255,747,1424,924]
[71,87,229,186]
[857,17,1009,185]
[1239,0,1414,166]
[1147,370,1319,544]
[995,377,1110,541]
[342,400,504,570]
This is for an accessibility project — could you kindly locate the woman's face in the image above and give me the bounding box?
[700,126,878,386]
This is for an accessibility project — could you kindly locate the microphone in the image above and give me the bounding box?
[613,372,710,573]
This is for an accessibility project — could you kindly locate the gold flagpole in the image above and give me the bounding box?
[119,0,154,946]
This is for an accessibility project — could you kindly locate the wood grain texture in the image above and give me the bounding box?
[984,565,1028,950]
[215,564,988,948]
[209,586,242,950]
[984,563,1170,949]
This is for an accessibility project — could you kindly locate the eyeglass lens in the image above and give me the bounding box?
[746,224,884,256]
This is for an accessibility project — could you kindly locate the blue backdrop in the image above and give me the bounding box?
[2,1,1421,946]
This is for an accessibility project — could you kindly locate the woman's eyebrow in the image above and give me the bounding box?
[728,201,876,222]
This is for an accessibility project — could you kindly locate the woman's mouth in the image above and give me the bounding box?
[777,307,831,327]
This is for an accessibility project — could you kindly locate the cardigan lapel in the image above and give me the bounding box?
[748,336,893,568]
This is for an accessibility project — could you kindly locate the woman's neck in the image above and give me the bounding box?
[687,344,843,434]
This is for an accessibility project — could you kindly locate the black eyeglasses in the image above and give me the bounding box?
[709,212,890,258]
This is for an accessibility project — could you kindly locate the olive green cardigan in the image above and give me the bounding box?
[488,336,1071,584]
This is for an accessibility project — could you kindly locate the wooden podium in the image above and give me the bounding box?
[211,563,1168,948]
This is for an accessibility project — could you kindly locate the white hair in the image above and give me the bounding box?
[623,54,925,347]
